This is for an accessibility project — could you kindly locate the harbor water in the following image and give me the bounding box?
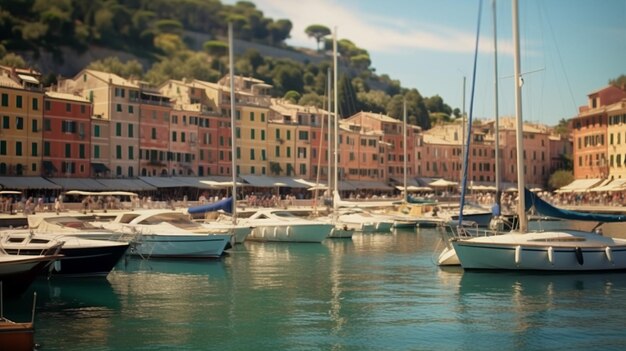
[7,226,626,351]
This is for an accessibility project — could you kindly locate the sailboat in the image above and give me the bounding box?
[451,0,626,271]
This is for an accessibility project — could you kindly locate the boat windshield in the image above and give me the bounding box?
[136,213,202,229]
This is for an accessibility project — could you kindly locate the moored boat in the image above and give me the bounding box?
[91,210,232,258]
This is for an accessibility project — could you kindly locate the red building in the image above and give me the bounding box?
[42,91,92,178]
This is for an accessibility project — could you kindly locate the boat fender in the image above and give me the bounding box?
[273,227,278,238]
[515,245,522,265]
[330,228,335,236]
[605,246,613,264]
[53,259,62,272]
[575,247,584,265]
[547,246,554,264]
[262,228,267,238]
[286,226,292,237]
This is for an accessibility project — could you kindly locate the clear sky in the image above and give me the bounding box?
[225,0,625,126]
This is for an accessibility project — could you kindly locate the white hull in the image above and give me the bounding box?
[200,223,251,244]
[247,223,331,243]
[328,226,354,239]
[130,234,231,258]
[452,230,626,271]
[437,247,460,266]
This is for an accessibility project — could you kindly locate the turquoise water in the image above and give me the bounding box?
[7,227,626,351]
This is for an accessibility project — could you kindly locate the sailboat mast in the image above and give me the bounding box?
[512,0,527,232]
[403,98,408,203]
[228,22,237,225]
[327,67,332,197]
[493,0,501,210]
[333,28,339,209]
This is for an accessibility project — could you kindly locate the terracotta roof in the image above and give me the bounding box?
[45,91,90,103]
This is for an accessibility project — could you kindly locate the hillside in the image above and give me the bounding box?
[0,0,458,129]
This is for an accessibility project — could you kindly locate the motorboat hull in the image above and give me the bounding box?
[452,231,626,271]
[328,226,354,239]
[1,234,129,277]
[130,234,231,258]
[247,224,332,243]
[437,247,460,266]
[0,256,58,298]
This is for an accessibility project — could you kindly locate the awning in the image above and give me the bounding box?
[240,175,312,188]
[429,179,459,187]
[139,176,191,188]
[346,180,394,191]
[0,177,61,190]
[556,178,603,193]
[590,179,626,192]
[91,163,110,173]
[390,177,420,187]
[18,74,39,84]
[96,178,156,191]
[42,161,57,172]
[49,178,109,191]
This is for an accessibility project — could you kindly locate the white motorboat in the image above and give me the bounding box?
[90,210,233,258]
[235,209,332,243]
[334,208,394,233]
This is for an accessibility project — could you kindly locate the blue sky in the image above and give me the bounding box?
[225,0,625,126]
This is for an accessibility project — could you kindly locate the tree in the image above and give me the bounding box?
[0,53,28,68]
[609,74,626,90]
[305,24,331,51]
[283,90,301,103]
[87,56,144,78]
[553,118,570,136]
[548,170,574,190]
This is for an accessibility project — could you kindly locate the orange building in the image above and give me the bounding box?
[572,86,626,179]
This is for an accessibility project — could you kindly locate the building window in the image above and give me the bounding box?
[250,149,255,160]
[31,119,38,132]
[94,145,100,158]
[15,141,22,156]
[128,105,134,114]
[0,141,5,155]
[236,147,241,159]
[128,146,134,160]
[250,129,255,140]
[32,98,38,110]
[128,124,134,138]
[16,95,22,108]
[116,104,122,112]
[250,112,255,121]
[116,123,122,136]
[116,145,122,159]
[94,125,100,137]
[1,93,8,106]
[79,144,85,158]
[151,128,157,139]
[16,117,23,130]
[31,143,37,156]
[43,142,50,156]
[65,143,71,157]
[172,131,177,142]
[2,116,8,128]
[66,103,71,112]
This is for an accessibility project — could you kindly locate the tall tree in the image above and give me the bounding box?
[304,24,331,51]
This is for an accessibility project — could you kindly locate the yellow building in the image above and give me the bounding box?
[0,67,44,176]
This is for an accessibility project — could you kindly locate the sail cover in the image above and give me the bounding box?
[524,188,626,222]
[187,197,233,214]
